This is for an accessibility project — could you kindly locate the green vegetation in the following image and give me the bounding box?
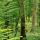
[0,0,40,40]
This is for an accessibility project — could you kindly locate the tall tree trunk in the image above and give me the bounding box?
[30,0,36,32]
[20,16,26,40]
[18,0,26,40]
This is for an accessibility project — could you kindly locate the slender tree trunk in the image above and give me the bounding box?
[18,0,26,40]
[20,16,26,40]
[30,0,36,32]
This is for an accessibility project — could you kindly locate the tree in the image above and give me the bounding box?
[18,0,26,40]
[30,0,37,32]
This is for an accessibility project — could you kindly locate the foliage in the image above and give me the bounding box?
[0,0,40,40]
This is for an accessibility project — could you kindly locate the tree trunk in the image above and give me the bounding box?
[20,16,26,40]
[30,0,36,32]
[18,0,26,40]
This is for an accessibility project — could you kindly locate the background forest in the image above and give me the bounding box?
[0,0,40,40]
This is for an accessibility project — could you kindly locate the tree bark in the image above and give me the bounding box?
[30,0,36,32]
[18,0,26,40]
